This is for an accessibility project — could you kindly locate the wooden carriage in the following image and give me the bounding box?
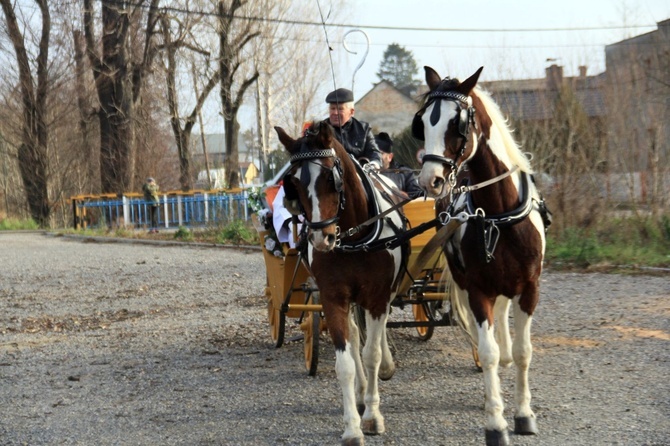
[253,189,463,376]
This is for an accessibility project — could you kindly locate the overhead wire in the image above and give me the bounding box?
[103,0,659,34]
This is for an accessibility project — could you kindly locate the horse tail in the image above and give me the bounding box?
[443,268,478,349]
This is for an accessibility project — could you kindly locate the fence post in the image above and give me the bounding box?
[72,198,79,229]
[177,195,183,227]
[204,192,209,223]
[122,195,129,227]
[163,194,169,228]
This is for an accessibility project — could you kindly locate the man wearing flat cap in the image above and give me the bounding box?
[325,88,382,170]
[376,132,423,199]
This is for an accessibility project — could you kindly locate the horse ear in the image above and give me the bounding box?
[317,120,336,146]
[274,126,297,152]
[424,66,442,90]
[458,66,484,94]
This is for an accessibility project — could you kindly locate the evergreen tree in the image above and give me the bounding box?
[376,43,421,95]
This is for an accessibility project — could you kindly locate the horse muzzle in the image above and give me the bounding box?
[308,228,338,252]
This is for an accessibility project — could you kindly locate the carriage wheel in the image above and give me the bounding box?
[412,302,435,341]
[301,295,320,376]
[268,299,285,348]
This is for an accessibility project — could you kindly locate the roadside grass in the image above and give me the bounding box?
[0,218,39,230]
[54,214,670,272]
[58,219,260,246]
[546,215,670,270]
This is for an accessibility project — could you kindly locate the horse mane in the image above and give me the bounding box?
[473,86,533,174]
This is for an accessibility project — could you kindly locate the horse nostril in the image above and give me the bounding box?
[432,177,445,190]
[326,233,336,246]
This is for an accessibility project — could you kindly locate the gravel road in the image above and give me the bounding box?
[1,232,668,446]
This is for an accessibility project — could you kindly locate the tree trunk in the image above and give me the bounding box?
[83,0,159,195]
[0,0,51,227]
[224,116,241,188]
[217,0,259,190]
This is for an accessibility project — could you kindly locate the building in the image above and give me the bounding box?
[479,65,607,123]
[354,80,419,136]
[604,18,670,175]
[188,133,262,187]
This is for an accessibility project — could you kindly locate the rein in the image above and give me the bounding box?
[449,165,520,195]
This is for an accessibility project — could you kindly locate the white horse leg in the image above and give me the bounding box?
[348,311,367,414]
[335,343,364,445]
[360,313,387,435]
[494,297,513,368]
[512,298,538,435]
[477,319,509,445]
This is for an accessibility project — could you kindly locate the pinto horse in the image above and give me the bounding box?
[414,66,550,446]
[275,121,406,446]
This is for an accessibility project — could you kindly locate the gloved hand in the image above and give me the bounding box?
[363,161,381,174]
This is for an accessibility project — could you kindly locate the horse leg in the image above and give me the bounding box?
[378,303,395,381]
[335,342,365,445]
[360,312,388,436]
[494,297,513,368]
[348,311,368,415]
[323,301,364,445]
[512,295,538,435]
[473,295,509,446]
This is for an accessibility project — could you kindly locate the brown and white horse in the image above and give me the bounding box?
[275,121,406,446]
[414,66,549,446]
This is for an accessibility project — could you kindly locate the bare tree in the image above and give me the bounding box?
[0,0,51,227]
[216,0,259,189]
[72,29,99,193]
[82,0,161,195]
[159,7,220,191]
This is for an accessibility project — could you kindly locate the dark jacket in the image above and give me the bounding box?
[382,161,423,199]
[327,117,382,167]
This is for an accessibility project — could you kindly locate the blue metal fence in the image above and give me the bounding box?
[71,190,251,230]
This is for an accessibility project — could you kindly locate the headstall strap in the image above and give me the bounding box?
[290,148,336,163]
[428,90,469,104]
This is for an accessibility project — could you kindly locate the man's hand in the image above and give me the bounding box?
[363,161,381,173]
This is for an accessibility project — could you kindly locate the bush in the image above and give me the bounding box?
[546,214,670,268]
[173,226,193,242]
[216,220,258,245]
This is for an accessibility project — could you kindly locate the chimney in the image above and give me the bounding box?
[579,65,587,77]
[545,64,563,90]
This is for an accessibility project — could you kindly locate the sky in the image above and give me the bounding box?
[323,0,670,101]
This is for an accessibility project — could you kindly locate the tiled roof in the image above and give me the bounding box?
[480,72,607,121]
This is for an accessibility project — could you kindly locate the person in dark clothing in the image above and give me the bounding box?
[325,88,382,170]
[375,132,423,199]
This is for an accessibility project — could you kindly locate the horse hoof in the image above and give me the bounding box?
[357,403,365,416]
[342,436,364,446]
[485,429,510,446]
[378,365,395,381]
[514,416,538,435]
[361,417,385,435]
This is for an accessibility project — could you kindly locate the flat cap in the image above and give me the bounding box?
[325,88,354,104]
[375,132,393,153]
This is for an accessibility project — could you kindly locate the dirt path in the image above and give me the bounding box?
[0,232,668,445]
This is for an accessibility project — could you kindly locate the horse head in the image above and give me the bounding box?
[275,121,347,252]
[414,66,484,197]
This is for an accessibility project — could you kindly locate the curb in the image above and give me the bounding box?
[46,232,262,252]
